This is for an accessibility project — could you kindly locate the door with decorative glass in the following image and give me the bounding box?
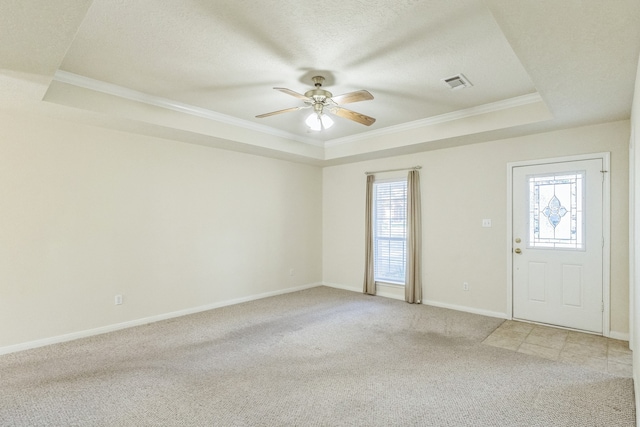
[512,158,604,333]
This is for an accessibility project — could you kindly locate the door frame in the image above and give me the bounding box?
[506,152,611,336]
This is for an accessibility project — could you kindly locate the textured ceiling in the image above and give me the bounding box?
[1,0,639,164]
[57,0,537,139]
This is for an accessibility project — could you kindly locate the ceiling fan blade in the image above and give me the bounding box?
[255,106,306,118]
[274,87,311,101]
[332,90,374,105]
[332,107,376,126]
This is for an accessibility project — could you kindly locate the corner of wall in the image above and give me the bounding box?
[629,51,640,427]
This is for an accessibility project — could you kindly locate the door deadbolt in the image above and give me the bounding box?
[515,238,521,243]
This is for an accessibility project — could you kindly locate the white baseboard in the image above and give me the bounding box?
[10,281,621,356]
[322,282,361,293]
[322,282,509,318]
[422,299,509,320]
[608,331,630,342]
[0,282,322,356]
[376,290,404,301]
[323,281,407,301]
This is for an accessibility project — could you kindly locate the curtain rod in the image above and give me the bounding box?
[364,166,422,175]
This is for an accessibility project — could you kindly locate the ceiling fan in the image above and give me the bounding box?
[255,76,376,130]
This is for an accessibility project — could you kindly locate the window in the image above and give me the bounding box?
[373,179,407,284]
[527,171,585,250]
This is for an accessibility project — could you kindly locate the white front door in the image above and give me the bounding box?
[512,158,604,333]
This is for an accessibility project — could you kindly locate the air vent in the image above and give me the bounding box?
[442,73,473,90]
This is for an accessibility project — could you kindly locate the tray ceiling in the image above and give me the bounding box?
[1,0,639,164]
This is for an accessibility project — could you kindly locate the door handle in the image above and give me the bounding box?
[514,248,522,254]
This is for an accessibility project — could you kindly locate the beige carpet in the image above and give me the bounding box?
[0,286,635,426]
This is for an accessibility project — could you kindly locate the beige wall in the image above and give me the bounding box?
[629,53,639,419]
[0,111,323,349]
[323,121,630,335]
[0,107,631,351]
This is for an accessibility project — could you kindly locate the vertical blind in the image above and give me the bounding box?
[373,179,407,283]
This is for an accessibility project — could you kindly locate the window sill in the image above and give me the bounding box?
[376,281,405,288]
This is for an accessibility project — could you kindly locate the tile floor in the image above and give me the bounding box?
[483,320,633,377]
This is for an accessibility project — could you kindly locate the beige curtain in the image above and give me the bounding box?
[405,170,422,303]
[363,174,376,295]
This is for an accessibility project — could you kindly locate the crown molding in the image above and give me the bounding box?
[324,92,544,147]
[52,70,324,148]
[51,71,545,153]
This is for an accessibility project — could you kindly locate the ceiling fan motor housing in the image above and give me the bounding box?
[305,75,332,102]
[304,88,332,102]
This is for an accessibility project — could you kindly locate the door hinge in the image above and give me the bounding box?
[602,236,605,248]
[601,170,608,183]
[602,301,605,312]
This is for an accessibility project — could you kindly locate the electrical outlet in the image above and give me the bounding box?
[482,219,492,228]
[462,282,469,291]
[115,294,123,305]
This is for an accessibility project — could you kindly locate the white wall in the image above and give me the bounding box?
[629,53,640,426]
[0,106,632,353]
[0,111,323,350]
[324,121,630,334]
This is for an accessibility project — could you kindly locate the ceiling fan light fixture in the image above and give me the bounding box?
[305,113,334,131]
